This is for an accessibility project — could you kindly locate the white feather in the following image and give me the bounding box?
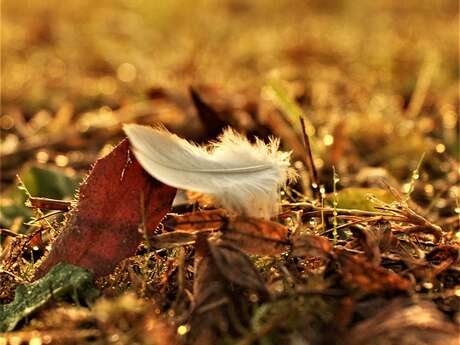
[123,124,294,219]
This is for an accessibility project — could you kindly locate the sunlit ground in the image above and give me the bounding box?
[0,1,459,343]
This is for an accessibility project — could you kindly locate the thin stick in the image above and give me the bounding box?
[319,216,384,235]
[300,116,320,200]
[0,269,26,282]
[288,202,395,217]
[27,197,72,211]
[25,210,66,225]
[0,228,20,237]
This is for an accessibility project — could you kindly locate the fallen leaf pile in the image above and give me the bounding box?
[1,105,459,344]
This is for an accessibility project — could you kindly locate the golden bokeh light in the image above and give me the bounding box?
[117,63,137,83]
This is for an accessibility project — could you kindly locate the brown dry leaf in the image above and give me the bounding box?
[34,139,177,279]
[26,230,44,251]
[346,299,460,345]
[338,252,413,294]
[148,231,196,249]
[350,221,396,267]
[426,245,460,265]
[190,87,230,141]
[0,236,29,302]
[164,209,228,232]
[222,217,290,256]
[291,234,333,260]
[408,244,460,283]
[27,197,72,211]
[399,225,443,243]
[425,244,460,279]
[209,238,269,296]
[188,234,233,345]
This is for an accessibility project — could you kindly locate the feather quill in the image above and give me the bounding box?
[123,124,294,219]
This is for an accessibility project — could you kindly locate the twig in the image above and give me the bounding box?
[0,228,20,237]
[25,210,66,224]
[292,203,397,218]
[0,269,26,283]
[394,225,442,243]
[27,197,72,211]
[300,116,320,200]
[319,216,384,235]
[336,214,406,222]
[400,207,443,242]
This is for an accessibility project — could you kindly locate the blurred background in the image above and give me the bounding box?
[2,0,458,110]
[1,0,459,224]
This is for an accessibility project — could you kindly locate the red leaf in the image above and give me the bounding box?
[34,139,176,278]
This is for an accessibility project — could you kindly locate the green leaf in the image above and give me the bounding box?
[326,188,396,212]
[0,165,81,229]
[0,202,33,229]
[21,165,81,200]
[0,262,99,332]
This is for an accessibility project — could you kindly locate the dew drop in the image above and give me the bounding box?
[177,325,190,336]
[319,186,326,195]
[422,282,433,290]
